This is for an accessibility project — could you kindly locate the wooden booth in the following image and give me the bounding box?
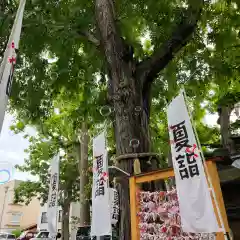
[129,160,231,240]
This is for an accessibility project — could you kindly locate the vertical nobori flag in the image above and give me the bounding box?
[47,153,60,238]
[91,132,112,237]
[0,0,26,133]
[167,92,219,233]
[109,188,119,225]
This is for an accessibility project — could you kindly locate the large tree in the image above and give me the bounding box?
[2,0,240,239]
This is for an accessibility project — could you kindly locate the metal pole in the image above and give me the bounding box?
[0,186,9,231]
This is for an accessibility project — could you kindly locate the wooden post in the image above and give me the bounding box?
[130,176,138,240]
[206,161,230,240]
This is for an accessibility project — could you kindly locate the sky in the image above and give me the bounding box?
[0,113,37,183]
[0,111,220,183]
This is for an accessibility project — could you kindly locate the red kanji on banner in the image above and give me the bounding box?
[185,144,199,157]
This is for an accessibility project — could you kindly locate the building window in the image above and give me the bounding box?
[11,212,22,223]
[41,212,47,223]
[58,210,62,222]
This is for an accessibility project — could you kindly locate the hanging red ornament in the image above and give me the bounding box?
[159,191,165,197]
[161,226,167,233]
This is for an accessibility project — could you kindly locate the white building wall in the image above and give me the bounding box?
[37,202,80,240]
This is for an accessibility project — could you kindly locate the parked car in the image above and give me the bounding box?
[17,231,37,240]
[0,233,16,240]
[76,226,118,240]
[32,232,49,239]
[31,231,61,240]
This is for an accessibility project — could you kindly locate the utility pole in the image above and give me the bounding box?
[0,186,9,231]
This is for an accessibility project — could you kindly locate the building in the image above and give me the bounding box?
[0,180,41,232]
[37,202,80,240]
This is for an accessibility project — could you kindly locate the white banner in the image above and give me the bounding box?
[231,153,240,169]
[109,188,119,225]
[167,92,219,233]
[232,159,240,169]
[0,0,26,133]
[47,153,60,238]
[91,132,112,236]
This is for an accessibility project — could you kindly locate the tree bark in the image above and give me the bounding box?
[79,122,90,226]
[95,1,153,239]
[62,198,71,240]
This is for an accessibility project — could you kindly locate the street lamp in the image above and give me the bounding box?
[0,186,9,231]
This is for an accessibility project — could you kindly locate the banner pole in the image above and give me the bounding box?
[56,152,60,239]
[181,88,229,240]
[0,0,26,133]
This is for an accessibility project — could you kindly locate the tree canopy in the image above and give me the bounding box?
[1,0,240,239]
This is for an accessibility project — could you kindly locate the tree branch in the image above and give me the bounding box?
[137,1,204,97]
[77,30,100,47]
[95,0,128,80]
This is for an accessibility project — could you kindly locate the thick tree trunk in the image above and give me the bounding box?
[94,0,203,238]
[114,107,153,240]
[62,198,71,240]
[95,2,156,239]
[79,122,90,226]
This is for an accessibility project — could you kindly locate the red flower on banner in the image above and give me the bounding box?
[99,172,108,183]
[185,143,198,157]
[8,56,16,64]
[8,42,15,49]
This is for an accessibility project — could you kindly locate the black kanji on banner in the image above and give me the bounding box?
[95,154,105,197]
[112,191,119,222]
[96,154,103,172]
[95,184,105,197]
[6,65,14,97]
[49,173,58,207]
[186,152,200,178]
[171,121,191,152]
[176,154,189,180]
[171,121,200,180]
